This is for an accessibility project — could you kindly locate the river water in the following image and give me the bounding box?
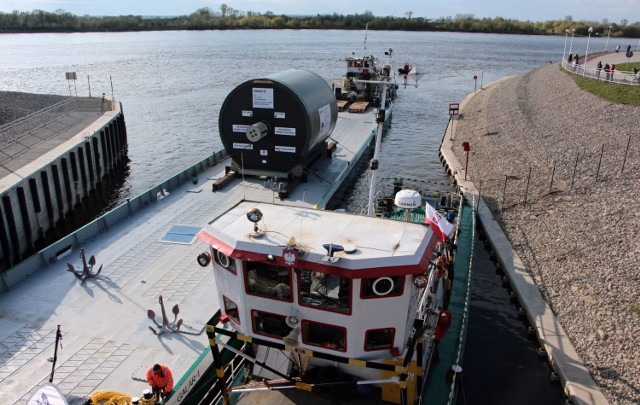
[0,29,579,403]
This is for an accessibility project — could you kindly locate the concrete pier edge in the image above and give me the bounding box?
[438,80,609,405]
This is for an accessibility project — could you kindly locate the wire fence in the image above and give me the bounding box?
[473,135,638,213]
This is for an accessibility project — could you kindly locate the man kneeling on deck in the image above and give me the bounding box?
[146,363,174,403]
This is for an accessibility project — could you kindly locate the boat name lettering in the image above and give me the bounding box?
[176,369,201,403]
[274,112,285,119]
[252,88,274,109]
[275,146,296,153]
[275,127,296,136]
[233,143,254,150]
[232,124,249,133]
[242,110,253,117]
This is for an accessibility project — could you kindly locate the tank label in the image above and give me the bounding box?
[233,143,253,150]
[233,124,249,133]
[274,112,285,119]
[260,150,268,156]
[253,88,274,109]
[318,104,332,137]
[242,110,253,117]
[275,127,296,136]
[275,146,296,153]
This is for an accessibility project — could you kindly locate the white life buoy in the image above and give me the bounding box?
[372,277,395,296]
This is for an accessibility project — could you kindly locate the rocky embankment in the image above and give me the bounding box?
[451,63,639,405]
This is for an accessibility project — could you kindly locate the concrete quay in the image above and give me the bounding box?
[438,87,610,404]
[0,92,127,272]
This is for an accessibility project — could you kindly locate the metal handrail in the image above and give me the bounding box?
[561,60,640,85]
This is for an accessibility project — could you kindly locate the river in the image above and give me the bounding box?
[0,29,587,403]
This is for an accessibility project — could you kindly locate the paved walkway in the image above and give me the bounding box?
[565,48,640,84]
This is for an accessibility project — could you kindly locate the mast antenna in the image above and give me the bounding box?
[364,23,368,53]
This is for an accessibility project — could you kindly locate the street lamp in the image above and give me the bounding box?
[563,29,570,67]
[568,28,575,57]
[584,27,593,76]
[605,26,612,52]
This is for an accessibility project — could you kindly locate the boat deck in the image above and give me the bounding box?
[0,106,381,405]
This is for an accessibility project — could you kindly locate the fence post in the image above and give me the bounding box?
[502,175,508,212]
[524,167,532,207]
[595,144,604,182]
[621,135,631,174]
[549,160,556,191]
[571,152,579,189]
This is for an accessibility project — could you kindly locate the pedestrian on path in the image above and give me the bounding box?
[611,64,615,81]
[596,61,602,80]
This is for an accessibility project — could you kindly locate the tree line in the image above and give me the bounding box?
[0,7,638,38]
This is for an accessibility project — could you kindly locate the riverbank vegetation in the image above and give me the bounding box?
[0,7,639,37]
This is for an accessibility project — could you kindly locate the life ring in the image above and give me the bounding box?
[372,277,395,296]
[197,252,211,267]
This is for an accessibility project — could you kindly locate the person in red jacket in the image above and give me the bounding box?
[146,363,174,403]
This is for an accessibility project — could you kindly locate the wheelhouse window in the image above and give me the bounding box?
[223,296,240,324]
[361,276,404,298]
[244,262,292,302]
[301,320,346,352]
[251,310,291,339]
[214,249,236,274]
[364,328,395,351]
[298,269,351,314]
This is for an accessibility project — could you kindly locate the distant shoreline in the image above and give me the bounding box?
[1,9,638,37]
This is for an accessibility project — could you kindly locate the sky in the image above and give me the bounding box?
[0,0,638,24]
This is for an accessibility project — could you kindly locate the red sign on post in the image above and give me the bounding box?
[448,103,459,116]
[462,142,470,180]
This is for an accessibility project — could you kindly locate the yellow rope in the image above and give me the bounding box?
[137,396,155,405]
[88,390,132,405]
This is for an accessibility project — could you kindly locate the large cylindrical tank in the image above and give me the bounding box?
[219,69,338,176]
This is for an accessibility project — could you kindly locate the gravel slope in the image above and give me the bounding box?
[451,63,639,405]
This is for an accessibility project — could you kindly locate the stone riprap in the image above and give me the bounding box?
[451,63,639,405]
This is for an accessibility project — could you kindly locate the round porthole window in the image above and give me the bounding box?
[216,250,232,268]
[372,277,395,296]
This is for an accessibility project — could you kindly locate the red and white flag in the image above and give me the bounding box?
[425,203,454,242]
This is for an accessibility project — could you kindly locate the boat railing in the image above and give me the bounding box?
[446,193,477,405]
[0,148,230,292]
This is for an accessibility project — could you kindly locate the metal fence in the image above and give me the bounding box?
[473,135,638,213]
[0,97,109,149]
[561,61,640,85]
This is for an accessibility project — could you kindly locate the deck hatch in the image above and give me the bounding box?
[161,225,201,244]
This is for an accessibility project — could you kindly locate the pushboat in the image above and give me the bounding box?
[186,50,475,405]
